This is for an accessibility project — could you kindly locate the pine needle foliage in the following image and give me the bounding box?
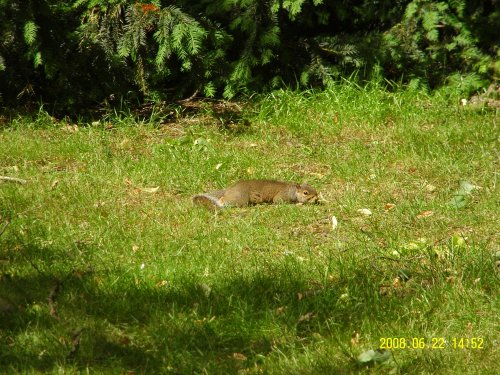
[78,1,209,97]
[0,0,498,110]
[0,0,135,109]
[382,0,498,91]
[23,21,39,46]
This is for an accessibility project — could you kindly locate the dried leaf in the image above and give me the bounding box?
[425,184,436,192]
[233,352,247,361]
[156,280,168,287]
[392,277,402,288]
[384,203,395,211]
[139,186,159,193]
[331,216,338,230]
[416,210,433,219]
[62,124,78,133]
[351,331,360,346]
[357,208,372,216]
[298,312,314,322]
[379,285,391,296]
[275,306,286,314]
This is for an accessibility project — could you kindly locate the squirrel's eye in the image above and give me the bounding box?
[303,191,309,195]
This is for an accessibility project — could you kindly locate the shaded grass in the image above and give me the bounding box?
[1,83,499,373]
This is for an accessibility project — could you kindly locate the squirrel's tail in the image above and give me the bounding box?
[192,193,224,210]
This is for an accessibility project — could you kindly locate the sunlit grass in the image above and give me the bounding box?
[0,83,498,373]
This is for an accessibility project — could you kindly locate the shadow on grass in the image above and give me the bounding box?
[0,240,426,373]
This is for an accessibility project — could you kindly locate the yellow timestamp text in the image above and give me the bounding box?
[379,337,484,350]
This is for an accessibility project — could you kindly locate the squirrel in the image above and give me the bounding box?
[193,179,319,209]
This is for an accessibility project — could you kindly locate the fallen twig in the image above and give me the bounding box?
[68,329,83,358]
[48,281,62,320]
[177,87,200,103]
[47,267,93,320]
[0,176,28,185]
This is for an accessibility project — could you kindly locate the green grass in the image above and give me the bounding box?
[1,83,499,374]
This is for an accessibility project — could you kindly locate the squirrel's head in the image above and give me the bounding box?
[296,183,319,204]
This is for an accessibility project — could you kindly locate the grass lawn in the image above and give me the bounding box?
[1,83,499,373]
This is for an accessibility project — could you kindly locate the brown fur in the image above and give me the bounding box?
[193,179,318,209]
